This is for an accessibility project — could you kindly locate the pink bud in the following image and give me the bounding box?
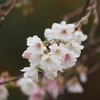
[22,51,32,59]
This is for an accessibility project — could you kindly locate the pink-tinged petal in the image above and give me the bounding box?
[22,51,32,59]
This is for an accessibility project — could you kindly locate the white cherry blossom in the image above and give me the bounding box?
[62,50,77,69]
[44,28,54,40]
[17,77,37,95]
[49,43,66,59]
[40,53,62,72]
[21,65,39,81]
[29,53,43,67]
[27,35,46,52]
[73,31,87,44]
[65,40,84,57]
[51,21,75,42]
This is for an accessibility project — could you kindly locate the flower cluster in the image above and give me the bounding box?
[21,21,87,81]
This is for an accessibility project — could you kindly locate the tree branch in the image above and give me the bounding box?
[76,0,90,22]
[0,75,23,85]
[75,8,93,28]
[0,0,18,26]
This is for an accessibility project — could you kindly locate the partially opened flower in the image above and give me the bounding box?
[79,72,87,83]
[66,77,83,93]
[0,85,9,100]
[76,65,88,83]
[73,30,87,44]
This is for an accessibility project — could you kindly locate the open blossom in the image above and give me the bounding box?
[29,86,45,100]
[29,53,43,67]
[21,65,39,81]
[40,53,62,72]
[65,40,84,57]
[17,77,37,95]
[0,85,9,100]
[44,29,54,40]
[22,35,46,59]
[62,50,78,69]
[44,21,75,42]
[49,43,66,59]
[73,30,87,44]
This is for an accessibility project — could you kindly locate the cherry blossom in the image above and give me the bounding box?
[0,85,9,100]
[17,77,37,95]
[62,50,78,69]
[44,21,75,42]
[21,65,39,81]
[40,53,62,72]
[65,40,84,57]
[73,30,87,44]
[49,43,66,59]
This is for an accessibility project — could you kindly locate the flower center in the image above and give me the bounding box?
[46,58,51,62]
[61,29,67,34]
[56,49,60,53]
[65,54,70,60]
[36,43,41,47]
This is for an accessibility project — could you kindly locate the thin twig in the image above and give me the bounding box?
[0,0,18,26]
[0,75,23,85]
[0,1,12,9]
[75,8,93,28]
[76,0,90,22]
[88,0,99,42]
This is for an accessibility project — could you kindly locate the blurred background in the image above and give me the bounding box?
[0,0,100,100]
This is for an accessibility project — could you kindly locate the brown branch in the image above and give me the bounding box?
[0,75,23,85]
[75,8,93,28]
[0,0,18,26]
[88,0,99,42]
[0,1,12,9]
[76,0,90,22]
